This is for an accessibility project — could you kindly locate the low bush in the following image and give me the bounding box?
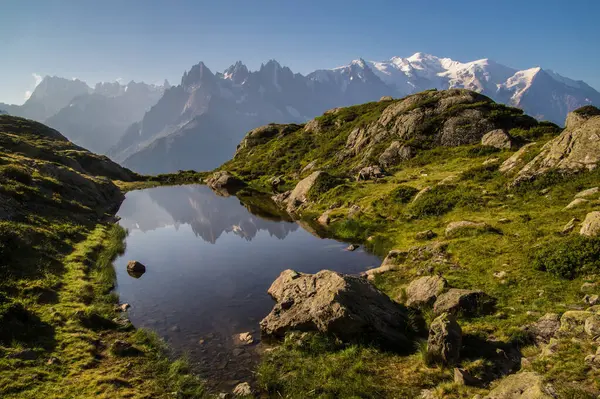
[532,235,600,279]
[389,185,420,203]
[460,163,499,182]
[0,164,32,184]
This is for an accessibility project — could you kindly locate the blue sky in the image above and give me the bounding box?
[1,0,599,104]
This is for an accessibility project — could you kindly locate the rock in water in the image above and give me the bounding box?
[580,211,600,236]
[427,312,462,366]
[127,260,146,273]
[260,269,415,350]
[405,276,448,308]
[483,372,555,399]
[481,129,515,149]
[206,171,245,192]
[433,288,496,316]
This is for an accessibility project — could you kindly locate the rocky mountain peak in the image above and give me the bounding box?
[181,61,216,90]
[223,61,249,84]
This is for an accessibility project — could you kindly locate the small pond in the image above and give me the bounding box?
[114,184,381,389]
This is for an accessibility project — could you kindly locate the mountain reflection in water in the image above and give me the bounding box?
[114,184,380,390]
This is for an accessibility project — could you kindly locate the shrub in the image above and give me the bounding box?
[389,185,419,203]
[460,163,499,182]
[0,164,32,184]
[532,235,600,279]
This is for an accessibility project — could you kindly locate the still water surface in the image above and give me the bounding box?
[114,184,381,388]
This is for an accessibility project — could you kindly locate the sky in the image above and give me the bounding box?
[1,0,599,105]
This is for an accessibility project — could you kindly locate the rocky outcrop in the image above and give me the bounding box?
[481,129,515,149]
[483,372,556,399]
[260,269,415,350]
[206,171,245,192]
[378,141,415,168]
[356,165,385,181]
[585,314,600,337]
[558,310,593,336]
[405,276,448,308]
[363,249,407,279]
[236,123,302,153]
[513,108,600,184]
[433,289,496,316]
[499,143,538,174]
[580,211,600,236]
[284,171,335,213]
[427,313,462,365]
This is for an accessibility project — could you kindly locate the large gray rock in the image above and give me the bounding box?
[285,171,330,213]
[433,288,496,316]
[574,187,599,199]
[260,269,414,350]
[378,141,415,168]
[525,313,560,343]
[206,171,245,191]
[513,110,600,184]
[427,312,462,366]
[405,276,448,308]
[584,314,600,337]
[558,310,593,336]
[481,129,515,149]
[356,165,385,181]
[580,211,600,236]
[483,372,556,399]
[499,143,538,174]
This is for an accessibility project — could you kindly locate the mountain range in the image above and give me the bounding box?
[3,53,599,174]
[1,77,167,154]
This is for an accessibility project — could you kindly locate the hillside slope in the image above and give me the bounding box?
[217,94,600,398]
[0,116,205,398]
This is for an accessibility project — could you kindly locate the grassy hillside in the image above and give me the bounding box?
[0,116,206,398]
[219,93,600,398]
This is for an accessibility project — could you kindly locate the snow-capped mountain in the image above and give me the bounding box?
[358,53,599,123]
[2,77,167,153]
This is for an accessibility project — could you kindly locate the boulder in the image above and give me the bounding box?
[560,217,579,235]
[378,141,415,168]
[574,187,599,199]
[481,129,515,150]
[580,211,600,236]
[584,294,599,306]
[483,372,555,399]
[405,276,448,308]
[558,310,593,336]
[499,143,539,174]
[415,230,436,240]
[206,171,245,191]
[563,198,588,210]
[513,110,600,184]
[363,249,407,280]
[445,221,494,238]
[454,368,483,387]
[237,123,301,152]
[285,171,331,213]
[379,96,394,102]
[127,260,146,273]
[301,160,317,173]
[525,313,560,343]
[233,382,252,397]
[584,314,600,337]
[433,288,496,316]
[317,210,332,226]
[260,269,414,350]
[356,165,385,181]
[427,312,462,365]
[412,186,432,203]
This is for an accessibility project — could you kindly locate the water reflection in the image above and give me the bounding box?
[114,185,380,390]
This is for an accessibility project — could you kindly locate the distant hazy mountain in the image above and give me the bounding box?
[111,54,599,175]
[2,76,166,154]
[110,60,388,174]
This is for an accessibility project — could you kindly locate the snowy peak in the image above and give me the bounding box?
[223,61,249,85]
